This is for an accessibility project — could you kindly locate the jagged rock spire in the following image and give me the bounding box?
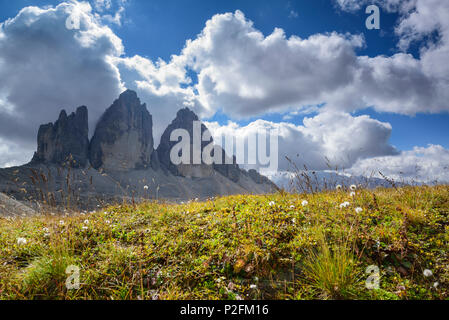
[89,90,154,171]
[31,106,89,168]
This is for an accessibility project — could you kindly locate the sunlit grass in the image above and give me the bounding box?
[0,185,448,300]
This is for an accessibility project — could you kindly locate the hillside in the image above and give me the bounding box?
[0,185,448,300]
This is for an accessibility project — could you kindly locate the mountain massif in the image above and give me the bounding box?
[0,90,276,211]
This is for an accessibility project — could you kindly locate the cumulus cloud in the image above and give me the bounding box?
[349,145,449,183]
[172,9,448,118]
[0,1,123,163]
[205,111,398,171]
[0,138,34,168]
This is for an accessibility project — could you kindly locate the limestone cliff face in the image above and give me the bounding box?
[89,90,154,171]
[157,108,213,176]
[157,108,254,184]
[31,106,89,168]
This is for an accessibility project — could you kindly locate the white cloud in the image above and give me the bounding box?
[349,145,449,183]
[172,10,449,118]
[94,0,112,12]
[205,111,397,171]
[0,1,123,162]
[0,138,34,168]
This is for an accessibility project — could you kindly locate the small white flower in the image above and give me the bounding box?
[350,185,357,191]
[197,214,201,218]
[292,218,296,224]
[268,201,276,207]
[290,205,295,209]
[301,200,309,207]
[336,185,342,190]
[84,219,89,224]
[105,220,111,224]
[350,192,356,197]
[433,282,439,289]
[355,207,363,214]
[82,226,88,231]
[339,202,350,209]
[249,284,257,289]
[43,227,49,233]
[17,237,27,245]
[143,185,149,190]
[195,198,199,202]
[59,220,65,225]
[423,269,433,277]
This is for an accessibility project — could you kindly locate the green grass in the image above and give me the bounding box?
[0,185,448,300]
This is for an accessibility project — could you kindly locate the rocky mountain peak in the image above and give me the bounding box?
[89,90,154,171]
[31,105,89,168]
[157,107,213,176]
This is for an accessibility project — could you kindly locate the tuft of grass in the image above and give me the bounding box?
[302,234,360,299]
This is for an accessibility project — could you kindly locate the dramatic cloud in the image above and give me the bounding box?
[169,9,448,117]
[349,145,449,183]
[205,111,398,171]
[0,1,124,165]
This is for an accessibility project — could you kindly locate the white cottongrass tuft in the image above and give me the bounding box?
[423,269,433,277]
[433,282,439,289]
[143,185,149,190]
[268,201,276,206]
[250,284,257,289]
[59,220,65,226]
[84,219,89,224]
[301,200,309,207]
[350,184,357,191]
[350,192,356,197]
[43,227,49,233]
[17,237,27,245]
[290,205,295,209]
[336,185,342,190]
[355,207,363,214]
[339,202,350,209]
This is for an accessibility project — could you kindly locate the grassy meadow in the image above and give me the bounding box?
[0,185,448,300]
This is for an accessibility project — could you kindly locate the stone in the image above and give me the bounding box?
[89,90,154,171]
[31,106,89,168]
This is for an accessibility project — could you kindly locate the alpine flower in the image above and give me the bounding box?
[423,269,433,277]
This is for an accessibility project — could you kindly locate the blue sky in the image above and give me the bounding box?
[0,0,448,181]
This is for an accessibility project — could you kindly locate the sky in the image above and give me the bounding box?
[0,0,448,183]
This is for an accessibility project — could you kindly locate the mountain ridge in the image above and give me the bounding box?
[0,90,277,210]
